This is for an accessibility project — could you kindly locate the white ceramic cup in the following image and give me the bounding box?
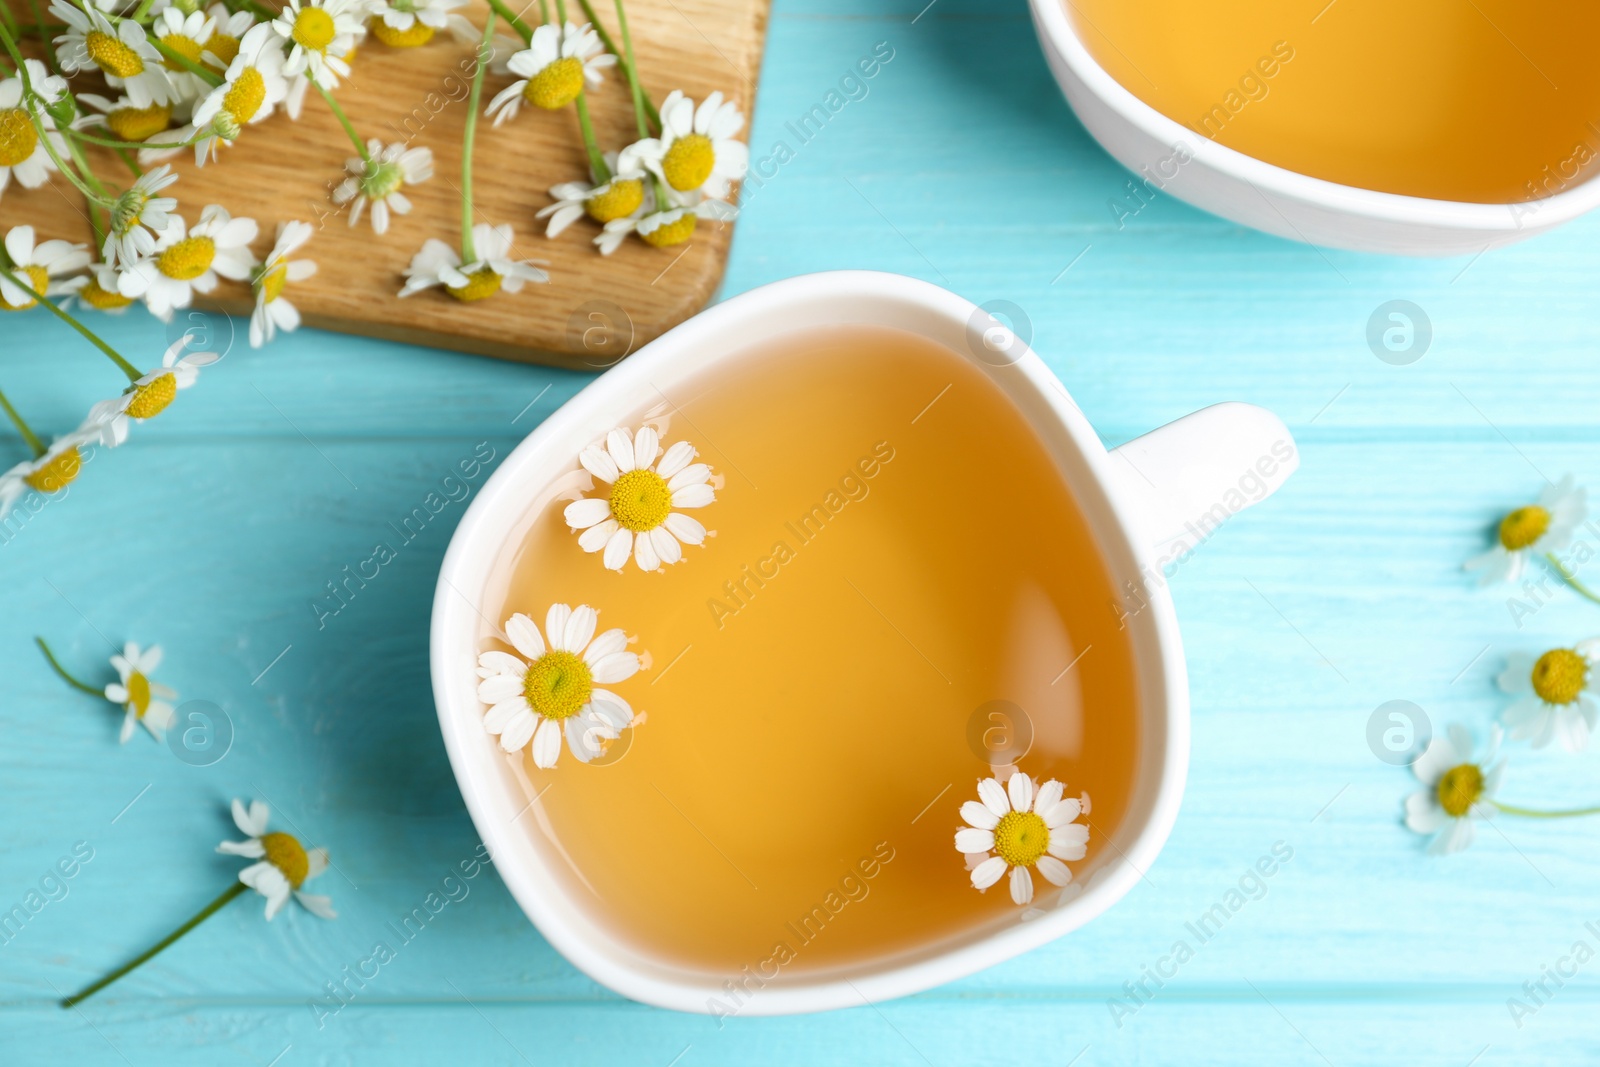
[430,271,1298,1014]
[1027,0,1600,256]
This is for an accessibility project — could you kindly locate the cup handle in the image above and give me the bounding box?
[1106,402,1298,551]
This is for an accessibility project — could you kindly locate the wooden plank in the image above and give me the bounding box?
[3,0,768,367]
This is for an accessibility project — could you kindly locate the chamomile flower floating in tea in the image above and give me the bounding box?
[477,604,642,768]
[1498,641,1600,752]
[1466,476,1598,603]
[956,773,1090,906]
[251,220,317,348]
[103,165,180,269]
[33,637,175,741]
[621,90,749,199]
[485,21,614,124]
[398,223,548,302]
[563,425,714,571]
[118,205,259,321]
[51,0,176,108]
[59,799,335,1008]
[1403,724,1503,855]
[219,798,338,920]
[332,139,434,234]
[0,225,89,310]
[0,61,65,197]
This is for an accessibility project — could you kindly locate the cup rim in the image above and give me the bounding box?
[429,271,1191,1015]
[1028,0,1600,229]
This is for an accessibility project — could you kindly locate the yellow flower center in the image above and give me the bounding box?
[86,30,146,79]
[641,213,696,248]
[260,830,311,888]
[80,277,134,310]
[126,671,152,715]
[1499,505,1550,551]
[292,7,338,52]
[0,108,38,167]
[159,33,205,70]
[204,31,240,68]
[992,809,1050,868]
[609,468,672,531]
[523,56,584,110]
[523,649,592,721]
[1436,763,1485,818]
[157,235,216,281]
[1531,648,1587,705]
[586,178,644,223]
[447,266,502,302]
[1,264,49,310]
[660,132,715,192]
[106,102,172,142]
[127,373,178,419]
[23,446,82,492]
[259,263,288,303]
[223,66,266,124]
[369,17,434,46]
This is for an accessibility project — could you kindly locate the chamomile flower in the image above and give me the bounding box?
[182,22,288,165]
[200,3,257,72]
[538,153,648,240]
[1466,475,1586,586]
[65,263,137,314]
[52,0,177,108]
[957,773,1090,906]
[0,432,91,519]
[251,220,316,347]
[397,223,548,301]
[331,139,432,234]
[104,642,177,742]
[598,194,736,254]
[0,61,67,198]
[1403,723,1504,855]
[485,21,615,124]
[75,92,175,147]
[620,90,748,199]
[563,425,715,572]
[272,0,362,91]
[0,225,89,310]
[118,205,258,321]
[477,605,643,768]
[150,7,219,101]
[103,164,179,269]
[367,0,467,47]
[78,339,217,449]
[1498,640,1600,751]
[218,799,337,920]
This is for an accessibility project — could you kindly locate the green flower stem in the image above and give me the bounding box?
[1492,800,1600,819]
[66,126,197,152]
[26,0,56,74]
[0,265,142,382]
[0,4,19,40]
[227,0,276,20]
[580,0,658,134]
[0,386,47,458]
[539,0,550,24]
[459,12,495,264]
[484,0,533,43]
[608,0,652,138]
[573,91,609,184]
[35,637,103,697]
[148,37,224,88]
[60,882,248,1008]
[130,0,158,21]
[1544,552,1600,606]
[314,82,371,162]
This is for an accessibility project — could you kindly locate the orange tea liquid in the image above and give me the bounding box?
[488,326,1139,975]
[1068,0,1600,202]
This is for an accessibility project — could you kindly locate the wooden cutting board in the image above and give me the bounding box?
[6,0,767,368]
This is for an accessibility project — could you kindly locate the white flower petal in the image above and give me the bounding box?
[602,527,632,571]
[532,717,563,768]
[606,428,636,472]
[579,443,619,483]
[564,497,612,529]
[977,778,1011,818]
[655,441,696,479]
[970,855,1006,890]
[1036,855,1073,887]
[1009,866,1034,905]
[589,650,640,684]
[578,517,619,553]
[563,604,598,654]
[663,512,707,545]
[961,800,999,830]
[954,828,994,853]
[1008,772,1035,814]
[504,613,546,661]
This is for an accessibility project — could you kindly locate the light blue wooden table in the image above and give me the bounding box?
[8,1,1600,1062]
